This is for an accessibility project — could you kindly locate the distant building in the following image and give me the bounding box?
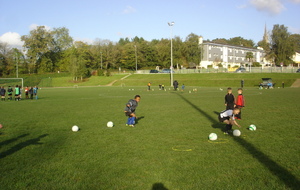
[292,52,300,64]
[199,36,265,69]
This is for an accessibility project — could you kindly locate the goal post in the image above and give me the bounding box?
[0,78,24,89]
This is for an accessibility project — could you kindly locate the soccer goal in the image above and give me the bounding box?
[0,78,24,88]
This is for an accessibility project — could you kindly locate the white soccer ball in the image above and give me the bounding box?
[249,124,257,131]
[107,121,114,128]
[72,125,79,132]
[233,129,241,136]
[208,133,218,141]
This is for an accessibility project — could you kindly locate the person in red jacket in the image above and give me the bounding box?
[235,88,245,119]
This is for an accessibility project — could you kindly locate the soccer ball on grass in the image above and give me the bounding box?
[72,125,79,132]
[249,124,256,131]
[107,121,114,128]
[233,129,241,136]
[208,133,218,141]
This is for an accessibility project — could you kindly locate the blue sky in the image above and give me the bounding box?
[0,0,300,47]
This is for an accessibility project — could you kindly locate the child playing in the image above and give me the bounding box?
[235,88,245,119]
[218,108,241,134]
[0,86,6,101]
[124,95,141,127]
[224,87,235,110]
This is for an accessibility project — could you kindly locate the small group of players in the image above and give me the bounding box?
[218,87,245,134]
[123,86,245,131]
[0,85,38,101]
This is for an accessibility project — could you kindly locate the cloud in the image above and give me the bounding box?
[122,6,136,14]
[0,32,23,48]
[250,0,285,15]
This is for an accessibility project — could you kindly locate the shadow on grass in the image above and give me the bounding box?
[176,93,300,189]
[135,116,145,124]
[0,134,48,159]
[0,134,29,146]
[152,182,168,190]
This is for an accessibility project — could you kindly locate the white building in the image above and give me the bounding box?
[292,52,300,64]
[198,37,266,69]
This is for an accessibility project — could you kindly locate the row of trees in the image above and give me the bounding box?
[0,24,299,79]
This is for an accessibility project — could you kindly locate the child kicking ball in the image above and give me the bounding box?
[124,95,141,127]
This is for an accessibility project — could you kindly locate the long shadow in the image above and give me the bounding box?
[176,93,300,189]
[152,182,168,190]
[0,134,29,146]
[0,134,48,159]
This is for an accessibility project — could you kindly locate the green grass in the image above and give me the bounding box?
[0,86,299,189]
[114,73,299,87]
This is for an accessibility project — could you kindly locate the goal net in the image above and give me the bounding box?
[0,78,24,89]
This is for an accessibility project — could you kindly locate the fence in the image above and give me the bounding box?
[137,67,300,74]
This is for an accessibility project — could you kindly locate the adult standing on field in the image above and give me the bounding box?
[241,79,244,88]
[0,86,6,101]
[173,80,178,90]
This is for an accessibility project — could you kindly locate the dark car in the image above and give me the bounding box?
[150,70,159,73]
[235,68,247,73]
[296,68,300,73]
[161,69,175,73]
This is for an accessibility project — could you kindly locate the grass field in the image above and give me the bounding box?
[0,85,299,189]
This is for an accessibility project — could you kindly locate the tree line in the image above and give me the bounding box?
[0,24,299,79]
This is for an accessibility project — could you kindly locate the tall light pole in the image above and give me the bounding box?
[168,21,174,86]
[134,45,137,72]
[100,52,103,69]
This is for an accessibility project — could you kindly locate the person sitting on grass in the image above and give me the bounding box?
[124,95,141,127]
[218,108,241,134]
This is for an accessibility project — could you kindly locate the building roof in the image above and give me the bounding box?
[202,41,264,52]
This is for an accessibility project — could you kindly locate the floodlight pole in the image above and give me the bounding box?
[100,52,103,69]
[134,45,137,72]
[168,21,174,87]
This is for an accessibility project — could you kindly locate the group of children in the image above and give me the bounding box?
[0,85,38,101]
[123,87,245,132]
[219,87,245,134]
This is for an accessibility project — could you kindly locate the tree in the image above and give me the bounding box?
[228,37,255,48]
[21,26,54,73]
[245,52,254,62]
[270,24,295,66]
[290,34,300,52]
[184,33,201,67]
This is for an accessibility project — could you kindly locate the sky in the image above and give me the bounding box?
[0,0,300,48]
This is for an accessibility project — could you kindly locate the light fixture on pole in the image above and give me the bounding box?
[168,21,174,87]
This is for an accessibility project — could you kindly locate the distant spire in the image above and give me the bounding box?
[263,23,269,43]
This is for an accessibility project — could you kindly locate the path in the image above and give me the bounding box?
[291,79,300,87]
[106,74,132,86]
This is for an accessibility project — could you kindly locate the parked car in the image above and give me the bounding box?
[161,69,175,73]
[149,70,159,73]
[296,68,300,73]
[235,67,247,73]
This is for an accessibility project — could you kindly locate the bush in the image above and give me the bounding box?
[98,69,104,76]
[105,69,111,77]
[252,62,261,67]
